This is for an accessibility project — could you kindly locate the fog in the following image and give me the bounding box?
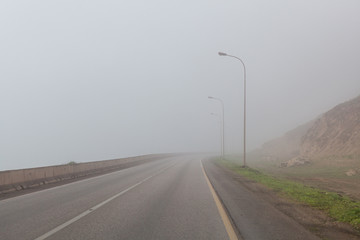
[1,0,360,170]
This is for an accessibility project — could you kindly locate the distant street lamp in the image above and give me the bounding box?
[218,52,247,167]
[210,113,223,157]
[208,96,225,159]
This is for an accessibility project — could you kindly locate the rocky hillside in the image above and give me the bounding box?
[261,121,314,161]
[260,95,360,162]
[301,95,360,157]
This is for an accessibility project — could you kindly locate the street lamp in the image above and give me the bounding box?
[210,113,223,157]
[218,51,247,167]
[208,96,225,159]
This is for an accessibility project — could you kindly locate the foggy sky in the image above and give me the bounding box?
[1,0,360,170]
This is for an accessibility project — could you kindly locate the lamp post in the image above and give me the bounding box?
[210,113,223,157]
[218,52,247,167]
[208,96,225,159]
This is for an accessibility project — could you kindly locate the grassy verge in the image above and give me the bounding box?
[217,158,360,229]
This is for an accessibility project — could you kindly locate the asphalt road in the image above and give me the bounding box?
[203,160,321,240]
[0,155,321,240]
[0,156,230,240]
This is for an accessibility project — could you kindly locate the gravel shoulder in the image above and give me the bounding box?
[203,158,360,240]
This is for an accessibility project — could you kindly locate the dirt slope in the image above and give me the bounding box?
[301,95,360,157]
[260,95,360,161]
[261,121,314,161]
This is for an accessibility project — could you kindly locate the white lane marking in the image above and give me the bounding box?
[33,162,176,240]
[2,158,170,203]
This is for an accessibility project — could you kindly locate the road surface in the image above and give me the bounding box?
[0,155,320,240]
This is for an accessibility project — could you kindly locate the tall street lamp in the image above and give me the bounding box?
[210,113,223,157]
[218,52,247,167]
[208,96,225,159]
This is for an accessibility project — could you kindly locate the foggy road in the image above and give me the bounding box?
[0,155,321,240]
[0,156,230,240]
[203,160,321,240]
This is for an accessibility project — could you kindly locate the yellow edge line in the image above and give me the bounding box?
[201,160,239,240]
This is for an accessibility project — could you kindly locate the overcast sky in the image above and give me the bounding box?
[1,0,360,170]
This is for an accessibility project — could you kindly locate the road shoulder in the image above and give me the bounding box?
[202,158,360,240]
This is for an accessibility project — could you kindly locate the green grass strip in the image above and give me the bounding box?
[217,158,360,229]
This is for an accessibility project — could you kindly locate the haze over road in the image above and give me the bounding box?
[0,155,320,240]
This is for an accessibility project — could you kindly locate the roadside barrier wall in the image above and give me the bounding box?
[0,154,171,193]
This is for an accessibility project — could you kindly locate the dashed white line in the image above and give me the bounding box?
[34,162,176,240]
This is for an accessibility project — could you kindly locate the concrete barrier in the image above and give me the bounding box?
[0,154,173,194]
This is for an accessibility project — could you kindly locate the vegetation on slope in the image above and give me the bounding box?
[217,158,360,229]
